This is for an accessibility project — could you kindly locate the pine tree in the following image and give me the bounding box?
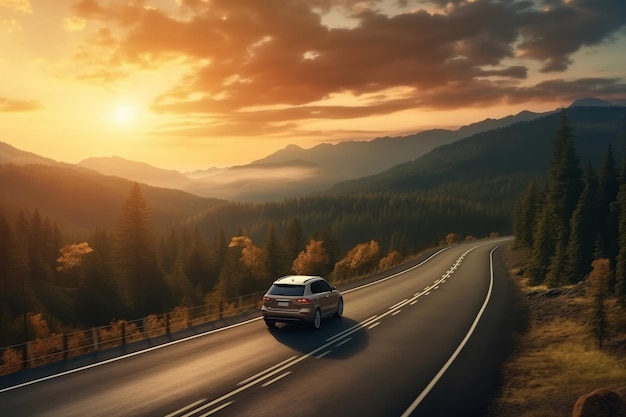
[596,146,619,263]
[615,182,626,305]
[263,224,284,282]
[546,234,567,288]
[565,162,599,283]
[0,210,27,315]
[588,258,611,349]
[513,179,541,250]
[283,218,306,269]
[185,228,211,292]
[531,109,582,284]
[114,183,168,317]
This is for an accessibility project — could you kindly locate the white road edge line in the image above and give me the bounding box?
[0,239,508,397]
[164,399,206,417]
[198,401,234,417]
[398,242,506,417]
[334,337,352,348]
[237,355,298,386]
[315,350,332,359]
[261,371,292,387]
[0,315,263,393]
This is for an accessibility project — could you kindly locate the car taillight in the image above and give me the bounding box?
[263,296,271,302]
[296,298,310,304]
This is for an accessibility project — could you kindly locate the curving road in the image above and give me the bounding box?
[0,238,522,417]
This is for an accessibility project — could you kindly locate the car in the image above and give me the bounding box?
[261,275,343,329]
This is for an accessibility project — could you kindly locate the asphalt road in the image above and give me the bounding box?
[0,238,522,417]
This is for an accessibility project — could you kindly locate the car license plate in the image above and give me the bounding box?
[277,300,289,307]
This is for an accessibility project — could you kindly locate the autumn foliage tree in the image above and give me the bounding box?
[332,240,381,280]
[587,258,611,349]
[56,242,93,287]
[215,235,267,300]
[292,239,330,276]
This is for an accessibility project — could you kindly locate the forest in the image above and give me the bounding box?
[513,109,626,321]
[0,181,505,346]
[4,106,623,348]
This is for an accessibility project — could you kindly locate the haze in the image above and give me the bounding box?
[1,0,625,171]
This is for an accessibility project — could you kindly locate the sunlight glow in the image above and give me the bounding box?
[113,104,135,125]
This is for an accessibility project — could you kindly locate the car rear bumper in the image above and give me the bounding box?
[261,306,314,323]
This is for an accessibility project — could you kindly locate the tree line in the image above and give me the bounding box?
[513,108,626,348]
[1,175,509,346]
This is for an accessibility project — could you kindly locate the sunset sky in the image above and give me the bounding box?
[1,0,626,171]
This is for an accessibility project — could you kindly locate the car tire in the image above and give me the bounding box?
[264,319,276,328]
[334,298,343,318]
[311,309,321,330]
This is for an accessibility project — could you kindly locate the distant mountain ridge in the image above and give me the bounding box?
[66,102,565,200]
[1,98,621,202]
[251,108,548,180]
[78,156,193,190]
[0,162,224,235]
[0,141,60,166]
[327,105,626,215]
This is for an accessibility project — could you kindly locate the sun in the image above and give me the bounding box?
[113,104,134,125]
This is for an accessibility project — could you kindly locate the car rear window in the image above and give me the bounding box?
[268,284,305,296]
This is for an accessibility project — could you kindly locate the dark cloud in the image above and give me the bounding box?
[68,0,626,136]
[517,0,626,72]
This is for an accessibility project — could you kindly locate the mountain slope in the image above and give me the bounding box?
[78,156,193,190]
[0,141,60,166]
[327,106,626,211]
[253,109,548,179]
[71,105,553,201]
[0,163,225,235]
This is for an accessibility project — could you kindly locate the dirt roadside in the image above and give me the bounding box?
[487,245,626,417]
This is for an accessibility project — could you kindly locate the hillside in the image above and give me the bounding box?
[0,163,225,236]
[57,106,549,201]
[78,156,193,190]
[327,106,626,213]
[251,109,548,180]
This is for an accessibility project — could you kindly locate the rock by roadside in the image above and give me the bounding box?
[573,388,626,417]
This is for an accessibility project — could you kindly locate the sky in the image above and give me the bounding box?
[1,0,626,172]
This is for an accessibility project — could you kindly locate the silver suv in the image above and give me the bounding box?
[261,275,343,329]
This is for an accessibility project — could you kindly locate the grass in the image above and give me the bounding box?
[488,245,626,416]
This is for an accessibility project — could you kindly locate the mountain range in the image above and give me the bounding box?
[1,97,624,235]
[76,105,553,201]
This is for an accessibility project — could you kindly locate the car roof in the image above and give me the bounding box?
[273,275,322,285]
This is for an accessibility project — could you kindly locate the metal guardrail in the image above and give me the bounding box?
[0,261,401,376]
[0,291,266,376]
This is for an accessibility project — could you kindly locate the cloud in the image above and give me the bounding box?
[0,97,42,112]
[66,0,626,136]
[64,16,86,32]
[517,0,626,72]
[1,18,22,34]
[0,0,32,13]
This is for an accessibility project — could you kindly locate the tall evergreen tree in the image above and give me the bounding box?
[0,210,27,317]
[185,228,211,292]
[263,224,283,282]
[596,146,619,263]
[114,183,168,317]
[283,217,306,270]
[207,229,227,289]
[565,162,599,283]
[514,179,541,250]
[546,237,568,288]
[532,110,583,284]
[615,181,626,305]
